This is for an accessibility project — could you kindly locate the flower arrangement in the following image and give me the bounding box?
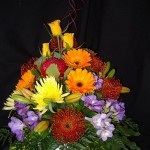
[0,19,141,150]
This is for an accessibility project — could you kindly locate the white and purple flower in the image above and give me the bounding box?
[93,73,103,90]
[23,111,41,130]
[8,116,26,141]
[85,113,115,141]
[105,99,125,121]
[81,94,105,112]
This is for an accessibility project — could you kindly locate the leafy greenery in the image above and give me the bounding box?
[8,117,140,150]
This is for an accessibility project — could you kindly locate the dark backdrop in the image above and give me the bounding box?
[0,0,150,149]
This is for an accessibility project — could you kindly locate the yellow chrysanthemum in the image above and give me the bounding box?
[66,69,96,94]
[16,70,35,91]
[32,76,69,113]
[63,49,91,68]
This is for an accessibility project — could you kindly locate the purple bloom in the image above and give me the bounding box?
[96,124,115,141]
[85,113,115,141]
[81,95,105,112]
[106,99,125,121]
[14,101,26,109]
[23,111,41,130]
[85,113,111,129]
[8,116,26,142]
[14,101,28,117]
[93,73,103,89]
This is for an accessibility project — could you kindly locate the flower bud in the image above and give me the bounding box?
[42,43,50,57]
[48,20,62,36]
[21,88,33,99]
[121,86,130,93]
[63,33,74,49]
[34,121,50,132]
[65,93,82,103]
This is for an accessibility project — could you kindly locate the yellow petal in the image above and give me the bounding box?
[48,20,62,36]
[42,43,50,57]
[63,33,74,49]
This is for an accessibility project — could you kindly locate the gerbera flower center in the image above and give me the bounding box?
[77,82,83,87]
[74,61,80,65]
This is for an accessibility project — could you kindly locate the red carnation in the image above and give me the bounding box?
[100,78,122,99]
[41,57,67,77]
[50,37,78,50]
[90,55,106,72]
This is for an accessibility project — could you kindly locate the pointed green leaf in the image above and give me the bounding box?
[34,56,46,71]
[53,52,61,59]
[107,69,115,78]
[102,61,110,77]
[46,64,60,79]
[64,67,72,78]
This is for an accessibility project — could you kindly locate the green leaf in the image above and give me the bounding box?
[102,61,110,77]
[107,69,115,78]
[64,67,72,78]
[46,64,60,79]
[34,56,46,71]
[53,52,61,59]
[0,128,11,146]
[31,68,40,77]
[48,103,55,113]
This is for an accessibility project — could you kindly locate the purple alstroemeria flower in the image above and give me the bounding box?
[93,73,103,90]
[14,101,28,117]
[23,111,41,130]
[8,116,26,142]
[81,95,105,112]
[106,99,125,121]
[96,124,115,141]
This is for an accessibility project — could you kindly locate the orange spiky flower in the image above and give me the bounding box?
[90,55,106,73]
[100,78,122,99]
[51,107,86,144]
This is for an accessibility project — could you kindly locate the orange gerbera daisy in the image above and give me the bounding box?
[63,49,91,68]
[66,69,95,94]
[16,70,35,91]
[51,107,86,144]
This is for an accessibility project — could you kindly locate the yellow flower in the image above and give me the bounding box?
[32,76,69,113]
[66,69,96,94]
[42,43,50,57]
[63,49,91,68]
[63,33,74,49]
[16,70,35,91]
[48,20,62,36]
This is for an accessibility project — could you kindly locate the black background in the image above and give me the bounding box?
[0,0,150,149]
